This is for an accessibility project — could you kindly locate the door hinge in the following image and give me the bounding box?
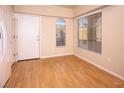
[13,53,16,57]
[13,35,16,39]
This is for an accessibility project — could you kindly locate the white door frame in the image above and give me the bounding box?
[0,21,7,63]
[15,13,42,61]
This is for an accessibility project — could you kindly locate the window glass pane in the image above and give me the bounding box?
[78,12,102,54]
[56,19,65,25]
[78,17,88,49]
[56,18,65,47]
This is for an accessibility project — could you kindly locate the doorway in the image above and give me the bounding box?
[15,14,41,61]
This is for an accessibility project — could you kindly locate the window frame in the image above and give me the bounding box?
[56,18,66,47]
[77,10,102,54]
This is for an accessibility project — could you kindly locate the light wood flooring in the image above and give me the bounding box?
[5,55,124,88]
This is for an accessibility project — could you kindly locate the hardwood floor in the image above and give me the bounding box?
[5,55,124,88]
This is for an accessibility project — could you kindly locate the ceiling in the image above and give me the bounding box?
[58,5,79,9]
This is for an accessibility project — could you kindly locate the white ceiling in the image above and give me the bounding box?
[58,5,79,9]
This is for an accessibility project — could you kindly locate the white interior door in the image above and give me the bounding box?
[15,14,40,61]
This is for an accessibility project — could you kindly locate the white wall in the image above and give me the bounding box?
[14,5,74,18]
[74,6,124,79]
[14,5,74,58]
[14,5,124,80]
[0,5,15,87]
[74,5,102,17]
[41,16,73,57]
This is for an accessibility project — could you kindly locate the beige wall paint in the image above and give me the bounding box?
[41,16,73,57]
[74,6,124,78]
[14,5,124,79]
[14,6,74,58]
[6,6,16,64]
[14,5,74,18]
[121,6,124,76]
[74,5,102,17]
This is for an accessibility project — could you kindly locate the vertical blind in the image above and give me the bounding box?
[78,12,102,54]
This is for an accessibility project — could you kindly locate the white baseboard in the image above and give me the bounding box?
[40,52,73,58]
[40,52,124,80]
[73,53,124,80]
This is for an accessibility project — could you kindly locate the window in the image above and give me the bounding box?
[56,18,66,47]
[78,12,102,54]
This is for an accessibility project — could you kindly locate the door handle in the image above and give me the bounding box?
[37,36,40,41]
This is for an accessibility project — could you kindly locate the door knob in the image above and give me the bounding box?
[37,36,40,41]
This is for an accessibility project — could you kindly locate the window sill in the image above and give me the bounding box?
[56,46,66,48]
